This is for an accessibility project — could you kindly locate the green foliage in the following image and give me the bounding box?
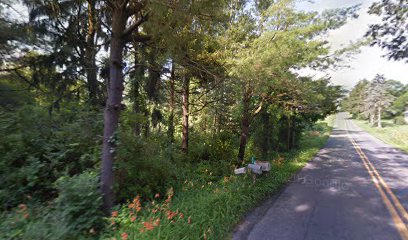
[392,92,408,115]
[0,172,103,240]
[0,0,357,238]
[394,116,406,126]
[342,75,406,126]
[115,130,179,202]
[366,0,408,61]
[0,104,102,209]
[54,171,104,237]
[106,123,331,240]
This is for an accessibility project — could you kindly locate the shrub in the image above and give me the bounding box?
[115,131,178,203]
[0,172,104,240]
[54,171,105,237]
[0,105,102,209]
[394,115,407,125]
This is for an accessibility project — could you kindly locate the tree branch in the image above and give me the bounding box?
[122,14,148,37]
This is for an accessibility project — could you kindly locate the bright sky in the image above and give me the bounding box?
[296,0,408,89]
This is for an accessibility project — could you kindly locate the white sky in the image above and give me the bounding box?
[296,0,408,89]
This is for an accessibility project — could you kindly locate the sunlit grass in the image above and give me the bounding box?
[354,119,408,153]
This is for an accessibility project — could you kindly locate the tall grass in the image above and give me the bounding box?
[354,120,408,153]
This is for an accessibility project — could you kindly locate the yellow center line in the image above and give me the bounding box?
[345,119,408,240]
[346,119,408,223]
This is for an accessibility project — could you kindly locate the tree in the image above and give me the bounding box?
[224,1,356,163]
[392,91,408,116]
[101,0,149,213]
[101,0,228,211]
[24,0,106,106]
[342,79,369,118]
[366,0,408,62]
[363,74,395,128]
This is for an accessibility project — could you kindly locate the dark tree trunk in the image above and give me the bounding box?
[132,48,144,136]
[291,118,296,149]
[167,61,175,143]
[101,6,126,213]
[85,46,99,106]
[181,75,190,153]
[260,110,269,159]
[287,115,291,151]
[237,90,250,163]
[132,81,141,136]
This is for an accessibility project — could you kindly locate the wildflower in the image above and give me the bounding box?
[23,213,29,219]
[155,193,160,198]
[18,204,27,211]
[188,216,192,224]
[143,220,155,231]
[139,228,145,233]
[111,211,118,217]
[179,213,184,219]
[129,195,142,212]
[131,216,136,222]
[223,176,230,183]
[121,232,129,240]
[166,210,178,220]
[154,218,160,226]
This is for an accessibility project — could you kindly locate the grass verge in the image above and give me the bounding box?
[353,119,408,153]
[107,118,333,240]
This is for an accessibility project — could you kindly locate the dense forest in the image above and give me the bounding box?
[0,0,404,239]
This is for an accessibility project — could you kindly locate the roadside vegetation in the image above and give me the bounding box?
[0,0,392,239]
[342,74,408,152]
[353,120,408,153]
[342,74,407,127]
[104,118,333,240]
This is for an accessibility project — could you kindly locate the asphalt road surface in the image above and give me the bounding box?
[233,113,408,240]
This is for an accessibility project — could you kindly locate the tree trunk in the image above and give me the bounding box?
[369,112,375,126]
[377,105,382,128]
[167,61,175,143]
[260,110,269,159]
[181,75,190,153]
[101,7,126,213]
[132,47,144,136]
[237,90,250,164]
[287,115,291,151]
[291,120,296,149]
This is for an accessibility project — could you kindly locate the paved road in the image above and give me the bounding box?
[233,113,408,240]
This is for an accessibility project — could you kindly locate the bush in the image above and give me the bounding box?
[54,171,105,237]
[394,116,407,125]
[0,172,104,240]
[115,131,178,203]
[0,105,102,209]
